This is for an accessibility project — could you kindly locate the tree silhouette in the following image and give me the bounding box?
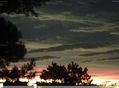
[0,0,50,83]
[0,59,36,82]
[0,67,9,80]
[9,66,20,81]
[40,62,92,85]
[0,0,50,67]
[0,17,27,66]
[81,67,92,85]
[40,62,68,82]
[20,58,36,80]
[64,62,83,85]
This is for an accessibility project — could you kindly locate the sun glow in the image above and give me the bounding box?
[92,77,119,86]
[19,76,119,86]
[1,76,119,87]
[20,76,53,84]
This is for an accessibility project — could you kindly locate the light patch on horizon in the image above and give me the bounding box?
[89,68,119,84]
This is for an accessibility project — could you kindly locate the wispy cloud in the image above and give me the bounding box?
[81,57,119,63]
[22,56,60,61]
[28,43,113,53]
[80,49,119,56]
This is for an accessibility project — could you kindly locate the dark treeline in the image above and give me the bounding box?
[1,59,35,81]
[0,59,36,86]
[0,60,94,86]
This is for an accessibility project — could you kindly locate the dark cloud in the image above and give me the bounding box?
[3,12,119,50]
[39,0,119,15]
[28,42,113,53]
[80,49,119,56]
[101,57,119,61]
[3,14,119,46]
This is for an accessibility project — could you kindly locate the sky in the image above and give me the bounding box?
[2,0,119,83]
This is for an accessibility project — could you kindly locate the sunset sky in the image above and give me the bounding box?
[2,0,119,83]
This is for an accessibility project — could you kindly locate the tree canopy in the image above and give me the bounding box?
[40,62,67,81]
[40,62,92,85]
[0,17,27,66]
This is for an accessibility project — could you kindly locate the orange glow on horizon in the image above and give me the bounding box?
[1,67,119,85]
[14,67,119,85]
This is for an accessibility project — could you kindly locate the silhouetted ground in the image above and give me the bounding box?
[4,81,27,86]
[36,82,97,86]
[4,81,97,86]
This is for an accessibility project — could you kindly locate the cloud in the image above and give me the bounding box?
[3,10,119,47]
[101,57,119,61]
[25,41,62,51]
[81,57,119,63]
[21,56,60,61]
[80,49,119,56]
[111,32,119,35]
[81,60,92,63]
[28,42,113,53]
